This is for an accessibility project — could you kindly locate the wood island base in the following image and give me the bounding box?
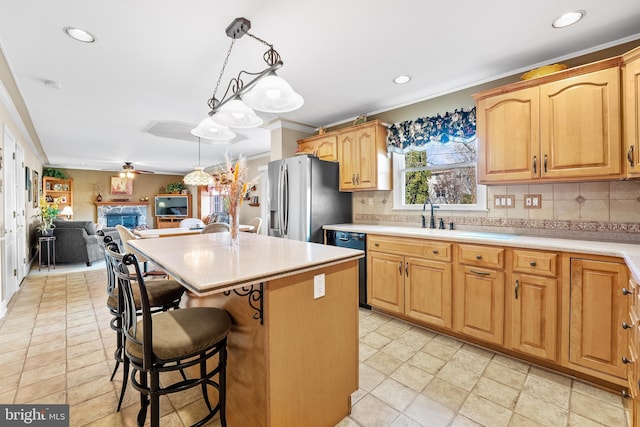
[186,260,359,427]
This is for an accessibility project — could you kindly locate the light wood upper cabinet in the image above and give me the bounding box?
[569,258,628,380]
[624,46,640,177]
[296,134,338,161]
[474,59,623,184]
[540,67,621,180]
[337,121,391,191]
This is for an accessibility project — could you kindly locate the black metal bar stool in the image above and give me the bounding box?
[105,244,231,427]
[99,234,185,411]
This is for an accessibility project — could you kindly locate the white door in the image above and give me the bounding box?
[15,144,26,282]
[2,125,18,310]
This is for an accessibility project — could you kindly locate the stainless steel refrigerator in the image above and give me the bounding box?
[268,155,352,243]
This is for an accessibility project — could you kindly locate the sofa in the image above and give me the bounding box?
[50,220,121,266]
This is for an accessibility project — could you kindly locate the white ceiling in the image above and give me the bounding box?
[1,1,639,175]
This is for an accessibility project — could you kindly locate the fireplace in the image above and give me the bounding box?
[106,213,139,228]
[96,203,148,229]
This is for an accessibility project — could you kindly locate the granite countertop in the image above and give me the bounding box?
[128,232,363,295]
[324,224,640,281]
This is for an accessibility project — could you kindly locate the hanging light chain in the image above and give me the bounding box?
[208,38,236,110]
[246,32,281,66]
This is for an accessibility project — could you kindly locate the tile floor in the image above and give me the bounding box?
[0,266,632,427]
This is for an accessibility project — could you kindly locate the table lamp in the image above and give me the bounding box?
[61,206,73,220]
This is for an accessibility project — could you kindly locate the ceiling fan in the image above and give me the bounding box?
[117,162,155,177]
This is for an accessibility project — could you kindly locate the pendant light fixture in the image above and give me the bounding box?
[183,138,214,186]
[193,17,304,139]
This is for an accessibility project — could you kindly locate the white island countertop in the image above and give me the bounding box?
[324,224,640,280]
[127,232,363,295]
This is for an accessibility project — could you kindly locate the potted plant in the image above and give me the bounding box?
[34,195,59,236]
[165,182,185,194]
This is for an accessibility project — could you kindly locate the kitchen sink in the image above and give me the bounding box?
[456,231,518,241]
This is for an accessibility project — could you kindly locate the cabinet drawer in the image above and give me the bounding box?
[512,249,558,277]
[368,235,451,261]
[458,244,504,269]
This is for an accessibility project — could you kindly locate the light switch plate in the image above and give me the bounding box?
[524,194,542,209]
[494,195,515,209]
[314,274,325,299]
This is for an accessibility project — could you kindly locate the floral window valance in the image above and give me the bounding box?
[386,107,476,154]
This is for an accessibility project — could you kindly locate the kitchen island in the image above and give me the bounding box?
[127,232,363,427]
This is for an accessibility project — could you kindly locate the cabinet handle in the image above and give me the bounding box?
[398,261,402,274]
[622,288,634,296]
[433,250,439,254]
[356,174,360,185]
[476,255,482,260]
[529,261,537,267]
[622,390,631,399]
[543,154,548,173]
[515,280,519,299]
[622,321,632,330]
[622,356,633,364]
[470,269,490,276]
[629,146,635,167]
[352,174,355,185]
[405,262,409,277]
[533,156,537,174]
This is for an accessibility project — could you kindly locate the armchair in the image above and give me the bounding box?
[51,220,121,266]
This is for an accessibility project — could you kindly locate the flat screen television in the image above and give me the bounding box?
[155,195,188,217]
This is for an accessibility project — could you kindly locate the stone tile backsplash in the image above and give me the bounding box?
[353,180,640,243]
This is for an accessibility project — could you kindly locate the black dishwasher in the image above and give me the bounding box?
[326,230,369,309]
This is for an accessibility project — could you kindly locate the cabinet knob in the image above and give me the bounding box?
[476,255,482,260]
[374,243,379,247]
[622,288,634,296]
[622,321,632,330]
[622,356,633,364]
[622,390,631,399]
[529,261,537,267]
[432,250,439,254]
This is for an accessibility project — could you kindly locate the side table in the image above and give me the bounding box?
[38,236,56,271]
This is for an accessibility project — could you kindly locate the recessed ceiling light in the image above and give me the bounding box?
[552,10,586,28]
[63,27,96,43]
[394,75,411,84]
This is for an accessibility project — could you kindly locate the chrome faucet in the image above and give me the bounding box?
[421,198,439,229]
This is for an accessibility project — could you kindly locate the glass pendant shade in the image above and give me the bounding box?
[191,117,236,141]
[183,167,214,186]
[210,99,263,129]
[242,74,304,113]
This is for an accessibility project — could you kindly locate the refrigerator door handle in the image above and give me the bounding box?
[282,164,289,236]
[277,163,284,236]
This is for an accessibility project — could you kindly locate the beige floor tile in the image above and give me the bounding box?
[0,372,21,391]
[403,393,455,427]
[450,414,484,426]
[508,413,545,427]
[67,360,111,389]
[83,411,126,427]
[371,378,418,412]
[25,390,66,405]
[390,364,434,392]
[29,329,66,346]
[432,334,464,349]
[572,379,624,409]
[364,350,404,376]
[460,393,513,427]
[175,397,218,426]
[472,377,520,410]
[568,411,612,427]
[491,353,530,374]
[376,322,412,340]
[388,414,422,426]
[394,327,435,350]
[569,389,627,426]
[0,347,28,365]
[67,348,107,372]
[69,392,119,427]
[67,338,106,359]
[515,392,569,427]
[359,342,377,362]
[358,362,387,392]
[422,377,469,411]
[67,330,102,347]
[26,339,66,358]
[436,362,483,392]
[422,339,459,361]
[68,376,116,406]
[14,373,66,403]
[407,350,448,375]
[19,361,66,387]
[522,369,571,408]
[31,322,66,337]
[381,340,419,362]
[0,388,16,403]
[350,394,400,427]
[482,360,527,390]
[361,331,392,349]
[23,348,67,371]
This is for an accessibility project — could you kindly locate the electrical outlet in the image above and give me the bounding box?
[314,274,325,299]
[524,194,542,209]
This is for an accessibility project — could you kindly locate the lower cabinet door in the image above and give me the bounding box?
[368,251,404,314]
[405,257,452,329]
[454,265,505,345]
[510,273,557,361]
[570,258,628,379]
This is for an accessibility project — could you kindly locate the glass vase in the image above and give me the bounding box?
[228,198,240,246]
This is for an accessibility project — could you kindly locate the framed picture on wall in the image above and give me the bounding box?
[111,176,133,195]
[25,166,31,201]
[32,170,39,208]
